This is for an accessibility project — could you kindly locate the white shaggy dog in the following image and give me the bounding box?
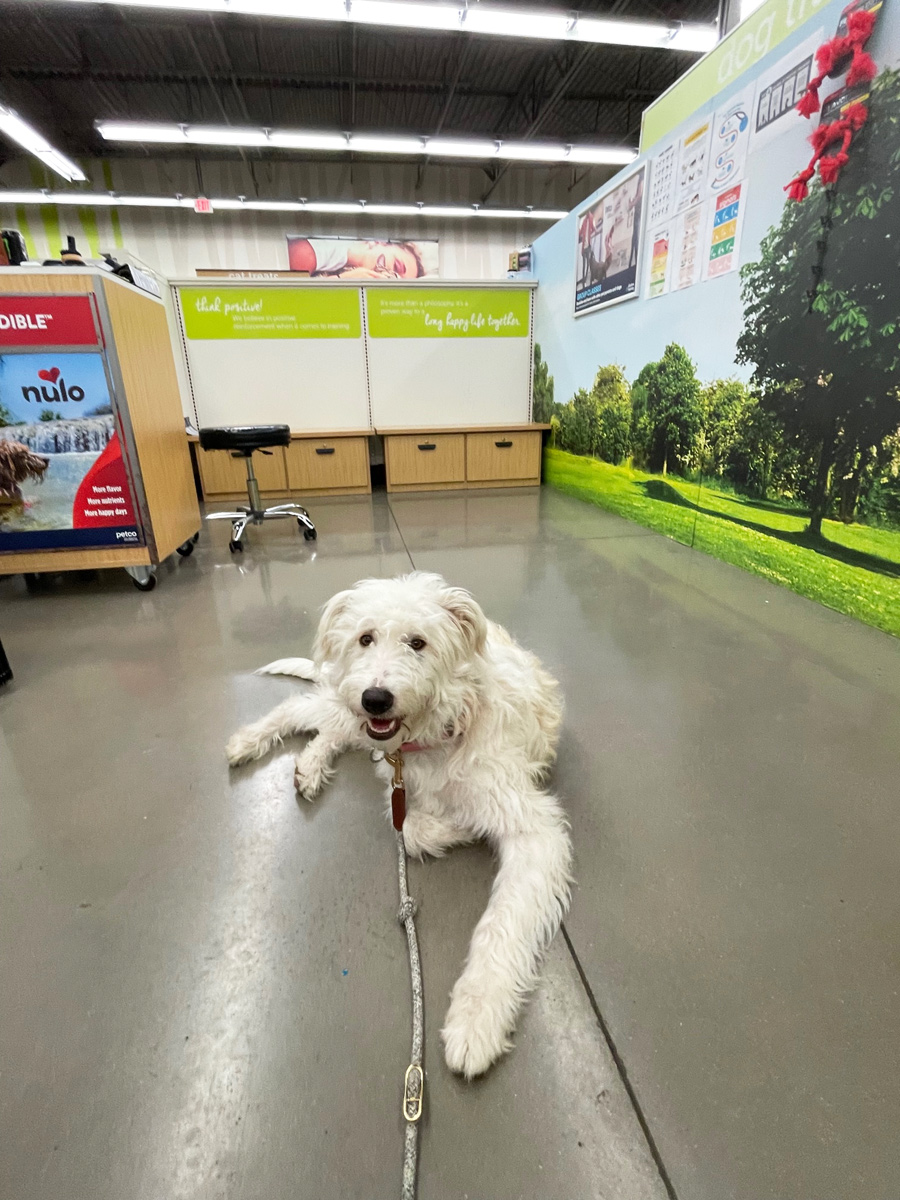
[225,572,572,1078]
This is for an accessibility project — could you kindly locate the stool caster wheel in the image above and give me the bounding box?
[229,539,244,554]
[133,574,157,592]
[176,539,195,557]
[303,528,317,541]
[192,532,200,544]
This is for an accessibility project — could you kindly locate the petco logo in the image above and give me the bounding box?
[21,366,86,405]
[115,530,138,541]
[0,311,53,331]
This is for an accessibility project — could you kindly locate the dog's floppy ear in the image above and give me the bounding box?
[440,584,488,657]
[313,588,353,664]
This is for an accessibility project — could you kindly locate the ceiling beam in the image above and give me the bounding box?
[0,64,659,107]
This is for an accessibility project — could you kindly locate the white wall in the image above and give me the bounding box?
[0,155,572,280]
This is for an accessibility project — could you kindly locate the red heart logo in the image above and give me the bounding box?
[38,368,60,383]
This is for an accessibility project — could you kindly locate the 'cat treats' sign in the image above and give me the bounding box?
[0,295,100,347]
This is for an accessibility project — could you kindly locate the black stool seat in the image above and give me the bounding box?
[199,424,291,454]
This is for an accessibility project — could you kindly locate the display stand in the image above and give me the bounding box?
[0,269,200,591]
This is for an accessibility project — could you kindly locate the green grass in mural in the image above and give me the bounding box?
[544,447,900,639]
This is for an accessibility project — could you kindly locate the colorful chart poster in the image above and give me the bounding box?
[0,352,142,552]
[574,165,646,315]
[366,288,529,337]
[180,287,361,339]
[648,228,672,298]
[706,183,746,279]
[707,93,754,195]
[674,202,707,291]
[675,121,711,213]
[648,143,677,224]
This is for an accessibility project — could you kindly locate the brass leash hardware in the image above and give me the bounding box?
[403,1062,424,1122]
[385,750,407,831]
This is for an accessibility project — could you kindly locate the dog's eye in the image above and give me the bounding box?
[408,638,427,652]
[359,633,374,646]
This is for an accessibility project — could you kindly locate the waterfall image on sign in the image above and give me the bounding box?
[0,352,128,537]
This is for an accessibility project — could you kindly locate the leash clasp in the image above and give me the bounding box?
[403,1062,424,1122]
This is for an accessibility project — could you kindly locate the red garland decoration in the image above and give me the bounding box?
[795,7,877,116]
[785,0,881,200]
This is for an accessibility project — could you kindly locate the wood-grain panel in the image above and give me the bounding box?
[466,431,541,481]
[197,447,288,497]
[285,438,370,493]
[0,546,150,574]
[385,434,465,489]
[102,278,200,559]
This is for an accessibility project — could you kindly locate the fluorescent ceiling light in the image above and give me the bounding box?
[463,7,570,38]
[0,189,567,220]
[427,137,496,158]
[189,126,269,146]
[97,121,635,165]
[349,134,426,155]
[499,143,567,162]
[567,145,636,165]
[52,0,718,53]
[0,103,86,181]
[268,130,348,151]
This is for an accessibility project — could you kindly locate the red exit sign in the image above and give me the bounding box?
[0,294,100,347]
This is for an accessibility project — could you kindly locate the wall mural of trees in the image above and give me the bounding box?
[537,68,900,637]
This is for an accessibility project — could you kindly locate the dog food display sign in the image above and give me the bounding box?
[0,351,143,552]
[575,165,646,316]
[0,294,100,347]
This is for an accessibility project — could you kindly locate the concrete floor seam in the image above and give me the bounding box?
[561,925,680,1200]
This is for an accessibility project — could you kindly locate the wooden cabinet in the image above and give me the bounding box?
[379,425,547,493]
[193,430,372,500]
[197,446,288,498]
[384,434,466,491]
[285,436,370,495]
[466,431,541,483]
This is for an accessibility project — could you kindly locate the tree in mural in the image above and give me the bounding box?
[533,343,555,423]
[697,379,749,476]
[632,343,703,475]
[738,66,900,536]
[592,364,632,465]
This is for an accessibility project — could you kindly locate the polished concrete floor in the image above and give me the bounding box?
[2,487,899,1200]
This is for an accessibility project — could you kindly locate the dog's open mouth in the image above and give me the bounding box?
[364,716,403,741]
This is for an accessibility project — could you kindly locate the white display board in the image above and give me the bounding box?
[176,284,370,430]
[174,282,534,432]
[365,286,533,427]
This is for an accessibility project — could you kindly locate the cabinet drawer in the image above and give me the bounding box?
[466,431,541,481]
[286,438,370,492]
[198,446,287,496]
[386,434,466,486]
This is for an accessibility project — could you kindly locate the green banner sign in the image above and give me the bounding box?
[367,288,530,338]
[180,287,361,339]
[641,0,814,151]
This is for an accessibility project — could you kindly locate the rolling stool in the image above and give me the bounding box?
[198,425,317,553]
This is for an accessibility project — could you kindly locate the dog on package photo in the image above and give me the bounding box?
[226,571,572,1079]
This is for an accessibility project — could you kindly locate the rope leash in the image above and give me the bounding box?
[396,826,424,1200]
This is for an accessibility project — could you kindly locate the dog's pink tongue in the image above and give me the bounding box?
[370,717,393,731]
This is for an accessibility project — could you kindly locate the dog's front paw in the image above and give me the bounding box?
[293,753,324,801]
[225,727,264,767]
[441,980,513,1079]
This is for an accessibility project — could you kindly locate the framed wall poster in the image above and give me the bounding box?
[286,236,439,279]
[0,351,142,552]
[574,165,646,316]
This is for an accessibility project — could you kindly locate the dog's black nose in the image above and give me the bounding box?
[362,687,394,715]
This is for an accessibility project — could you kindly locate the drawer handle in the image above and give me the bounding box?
[315,447,335,456]
[495,440,513,448]
[418,443,436,451]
